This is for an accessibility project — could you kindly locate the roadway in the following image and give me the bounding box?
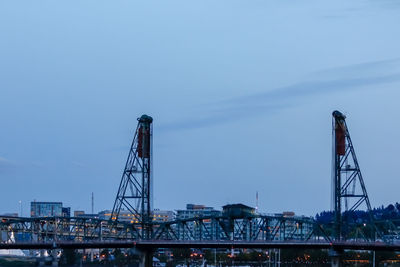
[1,240,400,251]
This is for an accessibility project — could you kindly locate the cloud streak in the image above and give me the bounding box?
[159,59,400,132]
[311,58,400,78]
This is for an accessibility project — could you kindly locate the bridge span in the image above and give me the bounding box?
[2,240,400,252]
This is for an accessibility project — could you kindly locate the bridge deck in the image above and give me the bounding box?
[1,240,399,251]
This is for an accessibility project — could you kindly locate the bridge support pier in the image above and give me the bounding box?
[329,249,342,267]
[38,250,45,266]
[139,249,153,267]
[51,249,59,267]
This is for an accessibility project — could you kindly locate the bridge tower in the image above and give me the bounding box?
[111,114,153,239]
[332,110,375,241]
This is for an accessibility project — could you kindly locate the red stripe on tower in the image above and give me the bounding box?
[335,122,346,155]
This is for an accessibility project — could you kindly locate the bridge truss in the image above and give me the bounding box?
[0,214,326,244]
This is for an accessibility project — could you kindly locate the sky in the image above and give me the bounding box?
[1,0,400,217]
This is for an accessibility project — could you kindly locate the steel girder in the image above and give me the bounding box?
[1,214,320,243]
[11,214,400,244]
[149,215,319,242]
[0,216,139,243]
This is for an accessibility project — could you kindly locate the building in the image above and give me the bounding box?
[74,210,85,217]
[222,203,255,218]
[282,211,295,217]
[176,204,222,240]
[176,204,221,219]
[31,202,62,217]
[98,209,174,223]
[62,207,71,217]
[152,209,174,223]
[76,213,99,219]
[98,210,112,220]
[98,210,139,223]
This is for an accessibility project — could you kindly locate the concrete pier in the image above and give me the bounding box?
[51,249,59,267]
[139,249,153,267]
[329,248,342,267]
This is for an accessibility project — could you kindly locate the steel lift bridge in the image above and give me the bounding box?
[1,112,400,260]
[0,115,322,244]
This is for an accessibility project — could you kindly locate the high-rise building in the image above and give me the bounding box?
[30,202,62,217]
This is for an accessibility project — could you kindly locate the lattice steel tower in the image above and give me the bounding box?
[332,110,374,240]
[112,115,153,239]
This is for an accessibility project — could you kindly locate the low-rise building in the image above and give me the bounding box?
[153,209,175,222]
[175,204,222,240]
[98,209,174,223]
[62,207,71,217]
[31,202,62,217]
[222,203,255,218]
[74,210,85,217]
[176,204,221,219]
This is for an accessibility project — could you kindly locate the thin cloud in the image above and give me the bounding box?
[159,72,400,132]
[0,157,13,165]
[0,157,15,173]
[0,157,45,173]
[226,73,400,105]
[311,58,400,78]
[158,102,291,132]
[71,161,86,168]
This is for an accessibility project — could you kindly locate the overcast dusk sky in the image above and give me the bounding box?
[1,0,400,216]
